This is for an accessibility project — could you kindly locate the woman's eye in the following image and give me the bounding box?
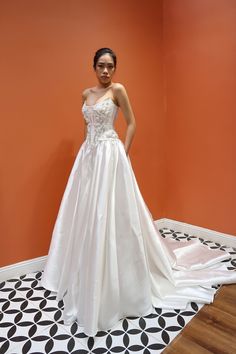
[98,64,113,68]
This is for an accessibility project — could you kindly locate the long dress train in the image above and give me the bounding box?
[41,97,236,337]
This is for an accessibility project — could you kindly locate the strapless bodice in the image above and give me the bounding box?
[82,97,119,147]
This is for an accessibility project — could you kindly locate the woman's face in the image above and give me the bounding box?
[94,54,116,85]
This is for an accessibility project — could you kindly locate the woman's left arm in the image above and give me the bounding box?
[114,83,137,156]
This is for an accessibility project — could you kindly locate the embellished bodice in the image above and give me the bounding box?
[82,97,119,147]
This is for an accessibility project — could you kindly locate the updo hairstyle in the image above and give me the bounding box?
[93,48,117,70]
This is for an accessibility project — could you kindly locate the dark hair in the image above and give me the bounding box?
[93,48,117,70]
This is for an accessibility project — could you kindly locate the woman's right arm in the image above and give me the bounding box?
[82,89,88,140]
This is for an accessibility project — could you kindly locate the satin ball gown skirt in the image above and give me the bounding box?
[41,98,236,336]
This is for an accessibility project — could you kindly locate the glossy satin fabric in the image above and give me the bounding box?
[41,98,236,336]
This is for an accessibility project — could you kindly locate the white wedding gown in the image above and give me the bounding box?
[41,97,236,337]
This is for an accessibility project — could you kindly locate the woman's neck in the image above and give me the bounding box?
[95,82,113,91]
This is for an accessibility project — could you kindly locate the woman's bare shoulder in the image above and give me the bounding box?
[112,82,126,92]
[112,83,128,101]
[82,87,92,100]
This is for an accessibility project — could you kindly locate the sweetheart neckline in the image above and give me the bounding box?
[83,97,119,108]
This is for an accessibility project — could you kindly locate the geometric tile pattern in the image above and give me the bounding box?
[0,228,235,354]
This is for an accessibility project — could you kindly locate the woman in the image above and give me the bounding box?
[41,47,236,337]
[82,48,136,157]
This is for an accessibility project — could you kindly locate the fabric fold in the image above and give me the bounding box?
[41,98,236,337]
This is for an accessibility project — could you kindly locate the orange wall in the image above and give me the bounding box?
[0,0,164,267]
[163,0,236,235]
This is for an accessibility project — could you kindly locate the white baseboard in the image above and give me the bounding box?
[1,219,235,283]
[0,255,47,283]
[155,218,236,248]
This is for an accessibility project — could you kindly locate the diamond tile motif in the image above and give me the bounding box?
[1,228,235,353]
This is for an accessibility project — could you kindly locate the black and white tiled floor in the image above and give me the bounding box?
[0,228,235,354]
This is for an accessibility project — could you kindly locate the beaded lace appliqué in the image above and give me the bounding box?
[82,99,119,147]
